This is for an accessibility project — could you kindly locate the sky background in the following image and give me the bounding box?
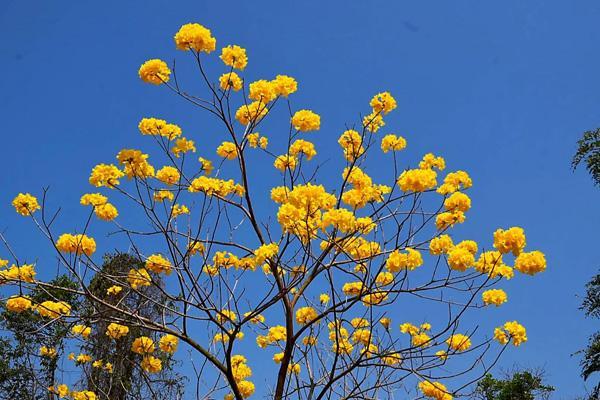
[1,1,599,398]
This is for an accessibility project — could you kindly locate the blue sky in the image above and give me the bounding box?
[1,0,599,398]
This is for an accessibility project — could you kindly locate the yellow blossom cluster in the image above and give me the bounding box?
[341,167,391,209]
[386,248,423,272]
[291,110,320,132]
[419,380,452,400]
[106,323,129,339]
[494,321,527,346]
[0,263,36,284]
[138,59,171,85]
[482,289,508,306]
[295,306,318,325]
[12,193,40,216]
[188,176,244,197]
[380,134,407,153]
[174,23,216,53]
[56,234,96,256]
[338,129,365,161]
[138,117,182,140]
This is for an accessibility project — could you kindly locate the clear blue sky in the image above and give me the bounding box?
[1,1,599,398]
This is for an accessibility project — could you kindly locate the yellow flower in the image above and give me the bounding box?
[76,353,92,364]
[236,380,255,398]
[95,203,118,221]
[138,59,171,84]
[295,306,318,325]
[273,154,297,172]
[220,45,248,70]
[174,23,216,53]
[514,250,547,275]
[71,391,97,400]
[138,117,182,139]
[379,317,391,329]
[446,334,471,352]
[154,190,174,202]
[494,321,527,346]
[36,300,71,318]
[219,72,243,91]
[362,111,385,133]
[106,323,129,339]
[89,164,124,188]
[429,235,454,255]
[271,75,297,97]
[493,227,526,256]
[40,346,57,358]
[106,285,123,295]
[435,211,466,231]
[249,79,276,102]
[80,193,108,207]
[254,243,279,264]
[418,380,452,400]
[319,293,330,305]
[447,246,475,272]
[419,153,446,171]
[289,139,317,160]
[141,355,162,373]
[437,170,472,194]
[12,193,40,216]
[235,101,268,125]
[0,264,36,283]
[386,248,423,272]
[146,254,172,275]
[159,334,179,354]
[370,92,397,115]
[482,289,508,306]
[397,168,437,192]
[127,268,152,289]
[216,141,238,160]
[156,166,180,186]
[380,134,407,153]
[55,234,96,256]
[49,384,69,398]
[199,157,214,175]
[338,129,365,161]
[291,110,320,131]
[444,192,471,213]
[72,324,92,339]
[131,336,155,354]
[172,137,196,157]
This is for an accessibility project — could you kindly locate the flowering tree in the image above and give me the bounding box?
[2,22,548,400]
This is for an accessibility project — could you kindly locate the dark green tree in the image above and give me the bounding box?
[0,275,80,400]
[472,370,554,400]
[572,128,600,186]
[579,272,600,399]
[81,253,185,400]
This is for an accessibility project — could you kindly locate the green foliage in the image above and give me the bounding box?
[473,370,554,400]
[0,274,79,400]
[579,271,600,399]
[81,252,185,400]
[572,128,600,186]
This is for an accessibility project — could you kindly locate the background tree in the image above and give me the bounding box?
[579,273,600,399]
[572,128,600,186]
[81,253,185,400]
[0,275,79,400]
[472,369,554,400]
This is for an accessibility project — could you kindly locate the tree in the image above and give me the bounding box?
[2,21,550,400]
[579,272,600,399]
[473,369,554,400]
[572,128,600,186]
[81,253,185,399]
[0,275,79,400]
